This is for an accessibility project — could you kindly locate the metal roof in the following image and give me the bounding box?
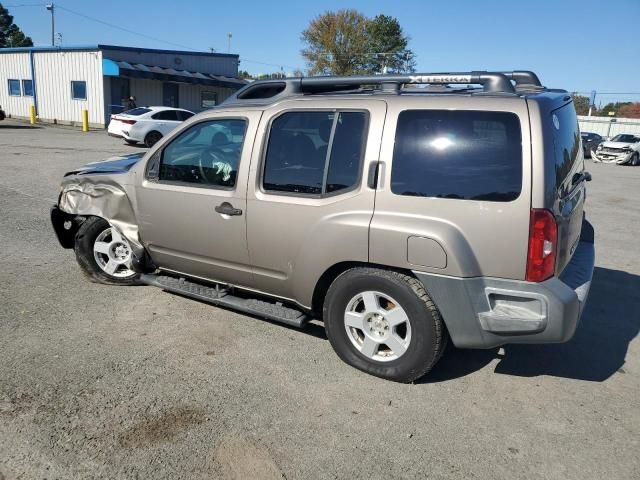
[104,58,247,88]
[0,44,238,59]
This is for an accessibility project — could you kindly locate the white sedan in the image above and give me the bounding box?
[107,106,195,147]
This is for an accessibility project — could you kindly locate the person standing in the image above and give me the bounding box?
[126,96,137,110]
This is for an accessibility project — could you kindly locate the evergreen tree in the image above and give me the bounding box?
[0,3,34,48]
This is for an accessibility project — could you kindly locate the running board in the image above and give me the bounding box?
[140,274,310,328]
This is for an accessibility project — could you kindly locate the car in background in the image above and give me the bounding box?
[0,105,5,121]
[108,106,195,147]
[592,133,640,165]
[581,132,602,158]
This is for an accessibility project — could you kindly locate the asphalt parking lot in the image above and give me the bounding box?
[0,118,638,480]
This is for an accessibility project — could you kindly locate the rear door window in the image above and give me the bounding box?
[263,111,368,195]
[391,110,522,201]
[153,110,180,121]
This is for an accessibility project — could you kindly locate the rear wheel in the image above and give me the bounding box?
[74,217,141,285]
[144,131,162,148]
[323,268,447,383]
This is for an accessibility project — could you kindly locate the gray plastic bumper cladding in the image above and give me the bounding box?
[414,225,595,349]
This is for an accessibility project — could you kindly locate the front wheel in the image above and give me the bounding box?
[74,217,141,285]
[323,268,447,383]
[631,153,639,166]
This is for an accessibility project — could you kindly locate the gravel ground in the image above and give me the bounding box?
[0,118,638,480]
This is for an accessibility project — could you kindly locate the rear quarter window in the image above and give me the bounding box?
[552,103,581,191]
[391,110,522,201]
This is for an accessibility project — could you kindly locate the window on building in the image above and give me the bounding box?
[391,110,522,202]
[8,79,21,96]
[71,81,87,100]
[22,79,34,97]
[263,111,368,195]
[158,119,247,187]
[201,91,218,109]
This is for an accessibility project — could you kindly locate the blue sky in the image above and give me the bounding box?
[7,0,640,102]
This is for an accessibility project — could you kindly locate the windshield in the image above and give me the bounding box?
[611,134,639,143]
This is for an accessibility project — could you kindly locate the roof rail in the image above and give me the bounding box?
[500,70,543,88]
[224,70,544,106]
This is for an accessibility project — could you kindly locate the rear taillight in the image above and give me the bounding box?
[526,209,557,282]
[120,119,137,125]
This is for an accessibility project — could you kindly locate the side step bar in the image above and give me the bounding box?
[140,274,310,328]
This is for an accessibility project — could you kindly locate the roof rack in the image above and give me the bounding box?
[223,70,544,106]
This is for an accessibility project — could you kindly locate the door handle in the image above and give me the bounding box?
[215,202,243,216]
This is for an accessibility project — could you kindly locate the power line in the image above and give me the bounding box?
[55,5,201,52]
[15,4,303,71]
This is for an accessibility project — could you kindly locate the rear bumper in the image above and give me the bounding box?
[107,132,123,139]
[414,220,595,349]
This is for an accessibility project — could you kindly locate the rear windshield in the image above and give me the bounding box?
[391,110,522,202]
[122,108,151,116]
[552,103,581,190]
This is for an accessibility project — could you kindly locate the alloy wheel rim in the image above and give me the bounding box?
[344,291,412,362]
[93,227,136,278]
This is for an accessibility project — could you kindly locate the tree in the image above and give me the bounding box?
[572,94,590,116]
[301,9,370,75]
[301,11,416,76]
[599,102,631,117]
[0,3,33,48]
[618,103,640,119]
[365,14,415,73]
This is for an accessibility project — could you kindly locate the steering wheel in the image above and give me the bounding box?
[198,147,226,184]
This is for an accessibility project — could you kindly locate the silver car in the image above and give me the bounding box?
[51,71,595,382]
[592,133,640,165]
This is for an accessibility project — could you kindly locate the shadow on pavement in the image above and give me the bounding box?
[0,124,43,129]
[426,266,640,383]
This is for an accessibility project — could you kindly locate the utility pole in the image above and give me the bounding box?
[46,4,55,47]
[227,32,232,53]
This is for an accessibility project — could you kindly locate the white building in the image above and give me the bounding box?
[0,44,247,128]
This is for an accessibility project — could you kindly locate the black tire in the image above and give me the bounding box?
[144,131,162,148]
[323,268,447,383]
[74,217,141,286]
[632,153,639,166]
[124,139,138,145]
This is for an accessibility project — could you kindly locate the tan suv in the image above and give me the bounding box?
[51,71,595,382]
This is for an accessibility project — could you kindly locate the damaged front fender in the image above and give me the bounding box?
[56,176,144,258]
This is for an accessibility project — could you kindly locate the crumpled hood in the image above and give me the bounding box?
[64,152,145,177]
[599,141,638,149]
